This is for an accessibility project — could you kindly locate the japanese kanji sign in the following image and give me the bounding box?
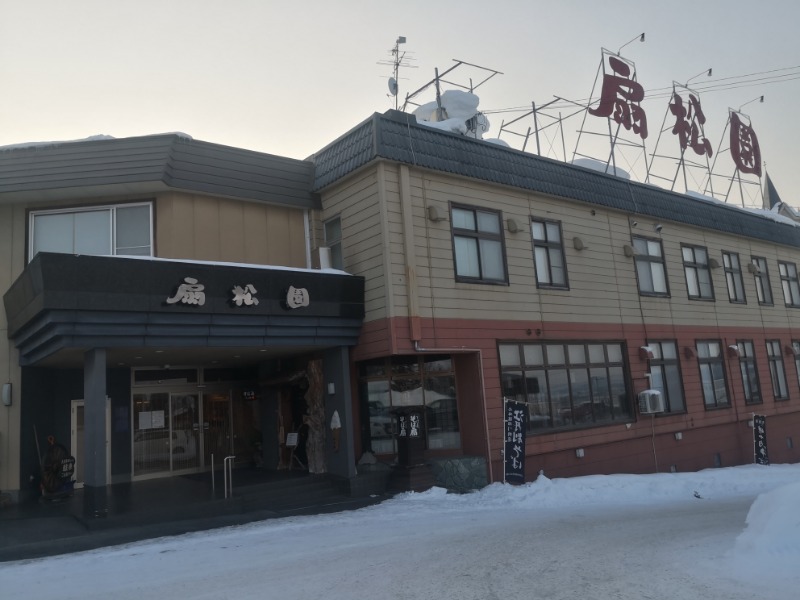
[730,111,762,177]
[670,91,713,158]
[504,399,528,484]
[753,414,769,465]
[589,54,648,139]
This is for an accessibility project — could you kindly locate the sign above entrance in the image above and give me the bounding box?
[165,277,311,311]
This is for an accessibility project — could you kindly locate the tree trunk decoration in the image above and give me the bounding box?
[304,359,327,474]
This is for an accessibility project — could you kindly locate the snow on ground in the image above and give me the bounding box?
[1,463,798,599]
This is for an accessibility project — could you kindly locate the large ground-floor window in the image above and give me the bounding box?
[359,354,460,454]
[499,341,632,432]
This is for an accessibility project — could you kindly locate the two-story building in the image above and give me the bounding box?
[311,109,800,486]
[0,135,364,510]
[2,110,799,509]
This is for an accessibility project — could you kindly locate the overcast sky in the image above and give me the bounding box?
[1,1,798,205]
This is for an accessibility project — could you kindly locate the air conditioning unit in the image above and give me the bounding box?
[638,389,665,414]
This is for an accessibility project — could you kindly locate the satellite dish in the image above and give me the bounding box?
[388,77,398,96]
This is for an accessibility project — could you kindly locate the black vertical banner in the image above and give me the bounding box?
[753,414,769,465]
[504,399,528,484]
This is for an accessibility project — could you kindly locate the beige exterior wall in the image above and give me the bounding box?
[335,161,800,333]
[156,192,309,268]
[0,203,26,498]
[316,167,386,322]
[0,191,310,499]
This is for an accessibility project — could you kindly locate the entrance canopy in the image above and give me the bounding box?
[4,253,365,367]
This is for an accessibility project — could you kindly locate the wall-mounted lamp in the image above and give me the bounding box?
[629,219,638,227]
[654,223,663,233]
[683,347,695,360]
[506,218,521,233]
[708,258,721,269]
[727,344,740,358]
[327,383,336,396]
[575,448,585,458]
[785,345,795,357]
[572,236,585,251]
[747,263,761,275]
[639,346,654,360]
[623,244,635,258]
[427,206,446,222]
[1,382,11,407]
[674,432,683,441]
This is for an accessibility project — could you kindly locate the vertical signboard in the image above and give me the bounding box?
[753,414,769,465]
[504,399,528,484]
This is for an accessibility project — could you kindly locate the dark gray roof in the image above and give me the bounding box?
[0,134,319,209]
[311,110,800,249]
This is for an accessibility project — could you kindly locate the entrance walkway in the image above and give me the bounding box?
[0,468,386,562]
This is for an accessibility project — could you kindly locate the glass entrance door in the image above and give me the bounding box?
[203,392,233,467]
[170,393,200,471]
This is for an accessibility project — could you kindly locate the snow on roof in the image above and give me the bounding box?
[0,132,193,152]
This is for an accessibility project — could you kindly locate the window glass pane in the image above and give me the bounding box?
[636,260,654,291]
[32,213,73,255]
[545,222,560,242]
[75,210,111,255]
[425,375,459,449]
[646,240,661,257]
[590,367,611,422]
[549,249,565,285]
[588,345,605,363]
[526,369,550,429]
[534,247,550,283]
[391,356,419,375]
[423,357,452,373]
[452,208,475,231]
[391,378,423,406]
[682,247,693,262]
[546,345,565,365]
[324,218,341,242]
[116,205,151,255]
[549,369,570,425]
[454,237,480,277]
[665,365,685,411]
[523,345,544,366]
[632,237,648,254]
[479,239,504,280]
[477,211,500,234]
[609,366,627,415]
[698,268,713,297]
[651,263,667,293]
[661,342,677,360]
[499,345,521,366]
[606,344,623,363]
[686,269,700,297]
[568,345,586,365]
[501,370,524,401]
[569,369,592,423]
[531,221,545,240]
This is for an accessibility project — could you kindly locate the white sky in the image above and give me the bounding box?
[1,463,798,599]
[1,1,798,205]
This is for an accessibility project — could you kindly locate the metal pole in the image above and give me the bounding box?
[211,453,215,496]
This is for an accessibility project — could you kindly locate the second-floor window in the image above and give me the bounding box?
[632,236,668,296]
[751,256,773,305]
[451,205,507,284]
[531,219,568,288]
[722,251,746,303]
[778,261,800,307]
[29,203,152,261]
[323,216,343,270]
[682,245,714,300]
[736,340,762,405]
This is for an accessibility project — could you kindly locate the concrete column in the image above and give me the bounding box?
[323,346,356,479]
[83,348,108,517]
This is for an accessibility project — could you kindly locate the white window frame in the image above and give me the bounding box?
[29,202,153,261]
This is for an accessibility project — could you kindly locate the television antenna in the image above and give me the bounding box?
[378,36,416,110]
